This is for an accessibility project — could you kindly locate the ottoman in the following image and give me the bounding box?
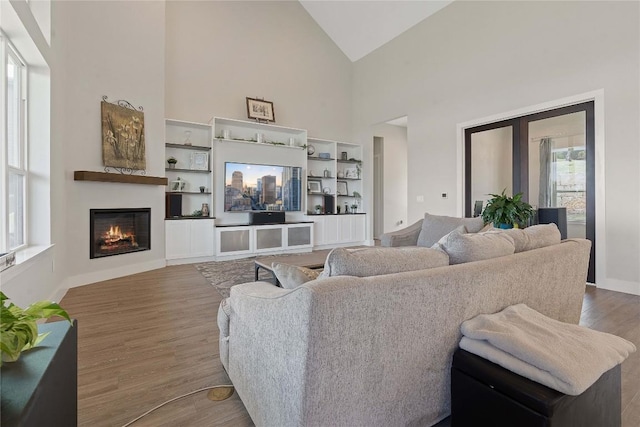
[451,348,621,427]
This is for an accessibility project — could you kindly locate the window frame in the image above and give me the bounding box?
[1,32,29,252]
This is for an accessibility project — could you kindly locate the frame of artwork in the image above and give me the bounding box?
[190,152,209,171]
[308,179,322,194]
[336,180,348,196]
[101,99,145,170]
[246,97,275,122]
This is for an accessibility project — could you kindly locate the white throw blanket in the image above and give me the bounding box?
[460,303,636,395]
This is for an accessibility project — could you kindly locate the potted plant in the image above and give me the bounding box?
[0,292,71,364]
[314,204,323,214]
[481,189,534,229]
[167,157,178,169]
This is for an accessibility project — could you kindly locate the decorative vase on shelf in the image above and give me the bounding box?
[183,130,192,146]
[201,203,210,217]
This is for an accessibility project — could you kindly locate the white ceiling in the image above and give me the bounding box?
[299,0,454,62]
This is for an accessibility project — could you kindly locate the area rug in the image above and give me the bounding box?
[195,253,319,298]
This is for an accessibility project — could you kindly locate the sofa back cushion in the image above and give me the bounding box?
[416,213,485,247]
[487,223,561,253]
[435,227,515,264]
[322,246,449,277]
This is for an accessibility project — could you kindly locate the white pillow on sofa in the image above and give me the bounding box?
[322,246,449,277]
[416,213,485,247]
[434,227,515,265]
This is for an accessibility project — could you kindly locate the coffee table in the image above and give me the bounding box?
[254,250,330,286]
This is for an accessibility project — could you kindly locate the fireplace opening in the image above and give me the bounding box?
[90,208,151,259]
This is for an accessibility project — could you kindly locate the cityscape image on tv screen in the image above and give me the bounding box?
[224,162,302,212]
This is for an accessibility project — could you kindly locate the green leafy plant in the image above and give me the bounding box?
[0,292,71,364]
[481,189,534,228]
[167,157,177,164]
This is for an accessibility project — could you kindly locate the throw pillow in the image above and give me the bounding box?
[436,227,515,265]
[416,212,485,247]
[271,262,321,289]
[322,246,449,277]
[486,223,561,253]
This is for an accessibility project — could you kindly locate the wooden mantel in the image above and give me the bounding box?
[74,171,168,186]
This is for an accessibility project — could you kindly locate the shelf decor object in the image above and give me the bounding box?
[190,152,209,170]
[246,97,275,123]
[100,96,146,174]
[336,180,348,196]
[308,180,322,194]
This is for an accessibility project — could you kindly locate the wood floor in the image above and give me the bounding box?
[59,265,640,427]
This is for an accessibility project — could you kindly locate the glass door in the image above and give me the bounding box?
[465,102,595,283]
[528,111,587,238]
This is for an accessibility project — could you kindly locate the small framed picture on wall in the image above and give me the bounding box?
[246,97,275,122]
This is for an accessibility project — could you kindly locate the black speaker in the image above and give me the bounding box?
[165,193,182,218]
[250,211,285,225]
[538,207,567,239]
[323,195,335,214]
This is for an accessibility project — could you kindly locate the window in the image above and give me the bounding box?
[1,34,28,252]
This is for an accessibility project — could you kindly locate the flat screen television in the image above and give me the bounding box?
[224,162,302,212]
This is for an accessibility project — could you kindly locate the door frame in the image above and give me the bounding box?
[456,90,605,286]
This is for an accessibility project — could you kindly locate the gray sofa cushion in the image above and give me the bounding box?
[416,213,485,247]
[487,223,561,253]
[435,227,515,264]
[272,262,321,289]
[323,246,449,277]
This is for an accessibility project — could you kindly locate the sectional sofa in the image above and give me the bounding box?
[217,216,591,426]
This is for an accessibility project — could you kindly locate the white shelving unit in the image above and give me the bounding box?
[306,138,363,215]
[164,117,368,262]
[165,119,215,264]
[165,119,213,217]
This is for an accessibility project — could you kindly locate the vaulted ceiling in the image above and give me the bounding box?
[299,1,454,62]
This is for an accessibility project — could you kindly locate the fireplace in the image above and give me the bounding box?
[90,208,151,259]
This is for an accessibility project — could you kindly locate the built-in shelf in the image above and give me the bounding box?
[74,171,168,186]
[165,143,211,151]
[308,156,335,161]
[339,177,361,181]
[165,168,210,173]
[166,191,212,195]
[337,159,362,164]
[215,137,304,150]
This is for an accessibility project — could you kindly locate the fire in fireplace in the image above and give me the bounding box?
[90,208,151,259]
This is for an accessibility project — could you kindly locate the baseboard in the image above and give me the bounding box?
[63,259,167,289]
[597,278,640,296]
[49,287,69,304]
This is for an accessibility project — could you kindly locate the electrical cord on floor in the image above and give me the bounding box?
[120,384,235,427]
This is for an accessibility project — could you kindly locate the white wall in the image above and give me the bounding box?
[50,0,167,289]
[352,1,640,293]
[371,123,407,233]
[165,1,353,140]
